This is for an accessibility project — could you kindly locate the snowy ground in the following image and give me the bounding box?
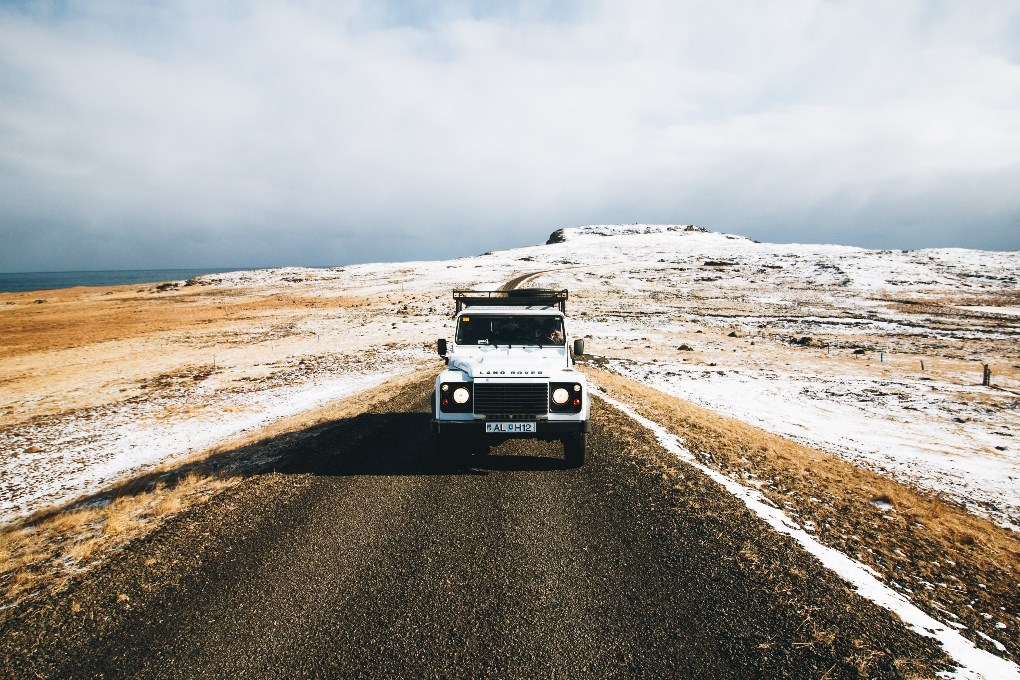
[529,226,1020,528]
[493,226,1019,528]
[0,348,427,521]
[605,358,1020,530]
[1,223,1018,531]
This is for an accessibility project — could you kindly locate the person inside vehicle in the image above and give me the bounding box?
[534,319,564,345]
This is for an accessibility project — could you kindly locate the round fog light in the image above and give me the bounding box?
[453,387,470,404]
[552,388,569,404]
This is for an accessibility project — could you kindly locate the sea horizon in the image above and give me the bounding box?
[0,267,255,294]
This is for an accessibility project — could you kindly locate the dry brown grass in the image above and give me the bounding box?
[585,365,1020,661]
[876,288,1020,325]
[0,284,372,359]
[0,473,234,607]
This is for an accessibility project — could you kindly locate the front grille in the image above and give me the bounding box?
[474,383,549,415]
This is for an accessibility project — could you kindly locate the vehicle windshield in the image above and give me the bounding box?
[456,315,565,346]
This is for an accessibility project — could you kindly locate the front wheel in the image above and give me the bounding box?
[563,432,586,468]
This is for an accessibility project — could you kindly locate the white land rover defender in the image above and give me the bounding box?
[432,289,590,466]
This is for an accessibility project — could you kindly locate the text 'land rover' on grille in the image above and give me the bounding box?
[432,289,590,466]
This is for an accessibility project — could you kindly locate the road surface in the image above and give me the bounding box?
[0,375,947,678]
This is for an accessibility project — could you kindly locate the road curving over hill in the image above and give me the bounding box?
[0,374,951,678]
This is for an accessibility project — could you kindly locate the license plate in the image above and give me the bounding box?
[485,421,537,434]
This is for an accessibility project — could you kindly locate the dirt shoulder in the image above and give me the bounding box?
[583,365,1020,662]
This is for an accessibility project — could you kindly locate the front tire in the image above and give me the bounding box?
[563,432,586,467]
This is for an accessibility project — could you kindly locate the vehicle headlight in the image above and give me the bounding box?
[552,388,569,404]
[453,387,471,404]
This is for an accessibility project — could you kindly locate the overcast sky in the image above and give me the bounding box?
[1,1,1018,272]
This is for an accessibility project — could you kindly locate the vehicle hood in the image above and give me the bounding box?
[448,346,570,379]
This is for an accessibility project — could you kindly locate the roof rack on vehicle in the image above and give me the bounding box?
[453,289,568,313]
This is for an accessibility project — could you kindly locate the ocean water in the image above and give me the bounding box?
[0,268,248,294]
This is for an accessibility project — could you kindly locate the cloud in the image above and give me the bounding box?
[1,0,1019,271]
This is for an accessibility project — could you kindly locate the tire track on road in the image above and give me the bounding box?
[500,271,551,291]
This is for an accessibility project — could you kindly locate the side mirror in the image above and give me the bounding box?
[437,338,447,357]
[573,338,585,357]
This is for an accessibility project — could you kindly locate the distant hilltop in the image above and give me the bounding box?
[546,224,711,244]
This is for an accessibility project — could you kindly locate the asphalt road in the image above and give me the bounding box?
[1,375,947,678]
